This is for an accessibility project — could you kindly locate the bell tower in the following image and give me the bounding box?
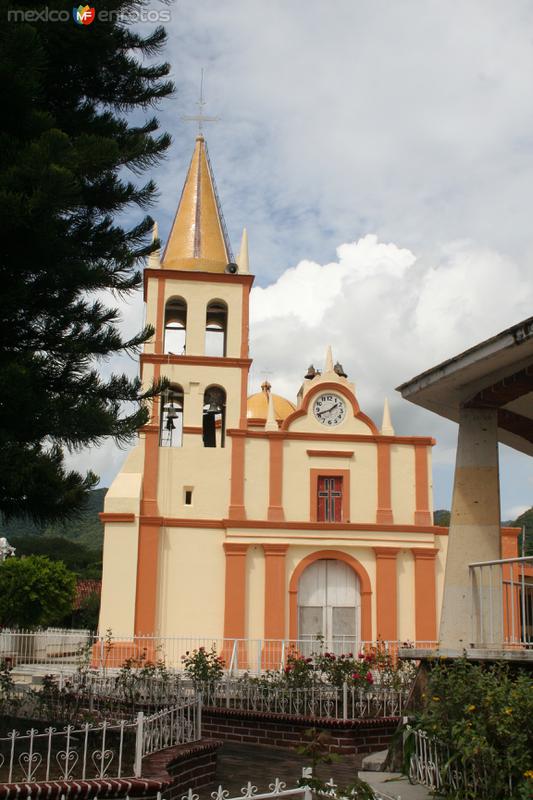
[135,134,253,634]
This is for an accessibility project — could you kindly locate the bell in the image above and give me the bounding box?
[206,400,220,413]
[165,417,176,431]
[166,403,179,419]
[334,361,347,378]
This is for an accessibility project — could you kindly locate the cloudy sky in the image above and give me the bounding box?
[71,0,533,518]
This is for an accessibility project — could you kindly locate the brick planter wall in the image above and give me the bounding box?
[202,708,399,755]
[143,738,223,797]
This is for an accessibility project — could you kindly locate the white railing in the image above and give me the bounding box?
[407,727,493,797]
[69,673,410,720]
[0,631,434,672]
[184,771,399,800]
[200,681,407,720]
[0,698,201,783]
[469,556,533,649]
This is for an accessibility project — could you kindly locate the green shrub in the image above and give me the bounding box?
[413,658,533,799]
[0,555,75,628]
[181,645,225,687]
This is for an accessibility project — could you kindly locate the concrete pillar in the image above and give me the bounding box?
[438,407,502,652]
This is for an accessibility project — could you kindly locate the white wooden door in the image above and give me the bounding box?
[298,559,360,652]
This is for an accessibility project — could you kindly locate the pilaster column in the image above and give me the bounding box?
[222,543,249,640]
[267,436,285,521]
[376,442,394,524]
[439,407,501,651]
[373,547,399,641]
[414,444,432,525]
[262,544,288,668]
[412,548,439,643]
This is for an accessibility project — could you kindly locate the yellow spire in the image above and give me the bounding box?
[162,136,232,272]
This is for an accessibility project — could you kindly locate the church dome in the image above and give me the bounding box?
[247,381,295,423]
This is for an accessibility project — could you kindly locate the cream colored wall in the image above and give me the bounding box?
[390,445,416,524]
[246,545,265,639]
[148,278,244,359]
[281,440,378,523]
[99,520,139,636]
[244,439,269,519]
[157,527,226,636]
[144,276,159,355]
[157,445,230,518]
[397,549,416,641]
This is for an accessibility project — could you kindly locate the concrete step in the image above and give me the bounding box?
[361,749,389,772]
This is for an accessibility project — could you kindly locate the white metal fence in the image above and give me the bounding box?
[0,697,201,783]
[407,727,499,798]
[470,556,533,650]
[0,630,434,672]
[67,673,409,720]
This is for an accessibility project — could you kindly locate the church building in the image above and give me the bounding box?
[98,134,456,661]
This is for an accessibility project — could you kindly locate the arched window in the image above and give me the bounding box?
[205,300,227,357]
[164,297,187,355]
[298,559,360,653]
[202,385,226,448]
[159,385,184,448]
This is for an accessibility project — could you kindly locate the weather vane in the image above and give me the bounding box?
[182,68,220,135]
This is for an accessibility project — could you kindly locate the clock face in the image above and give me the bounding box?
[312,393,347,427]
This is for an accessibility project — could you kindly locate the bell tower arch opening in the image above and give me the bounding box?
[205,300,228,357]
[203,385,226,448]
[164,297,187,355]
[159,384,184,448]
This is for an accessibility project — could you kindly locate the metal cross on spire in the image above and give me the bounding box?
[182,69,220,135]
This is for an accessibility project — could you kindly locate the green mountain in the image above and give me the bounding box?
[0,488,106,550]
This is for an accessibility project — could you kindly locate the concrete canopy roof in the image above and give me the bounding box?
[396,317,533,456]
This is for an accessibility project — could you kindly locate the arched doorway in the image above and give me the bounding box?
[297,558,360,652]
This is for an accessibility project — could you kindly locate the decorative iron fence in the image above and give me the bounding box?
[200,681,407,720]
[0,697,201,783]
[69,673,410,720]
[469,556,533,650]
[407,726,498,798]
[0,630,435,672]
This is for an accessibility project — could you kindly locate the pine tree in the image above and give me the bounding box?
[0,0,174,521]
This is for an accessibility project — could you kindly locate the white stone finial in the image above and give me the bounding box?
[148,220,161,268]
[380,397,395,436]
[265,389,278,431]
[237,227,249,274]
[324,345,334,373]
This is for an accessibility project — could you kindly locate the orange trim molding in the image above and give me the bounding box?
[282,382,378,434]
[268,437,285,521]
[288,550,372,641]
[183,426,203,434]
[228,428,435,446]
[414,444,432,526]
[263,544,288,639]
[309,468,350,523]
[240,282,250,360]
[376,442,393,525]
[373,547,399,640]
[411,547,438,641]
[306,449,354,459]
[223,542,249,640]
[99,512,135,523]
[141,353,252,369]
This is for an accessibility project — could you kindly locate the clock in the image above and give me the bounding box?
[312,393,347,427]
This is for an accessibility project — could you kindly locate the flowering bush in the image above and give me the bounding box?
[283,650,315,688]
[412,658,533,799]
[314,651,374,688]
[181,645,225,687]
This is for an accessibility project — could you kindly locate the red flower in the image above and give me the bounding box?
[366,671,374,684]
[352,672,361,680]
[199,646,205,652]
[358,652,364,659]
